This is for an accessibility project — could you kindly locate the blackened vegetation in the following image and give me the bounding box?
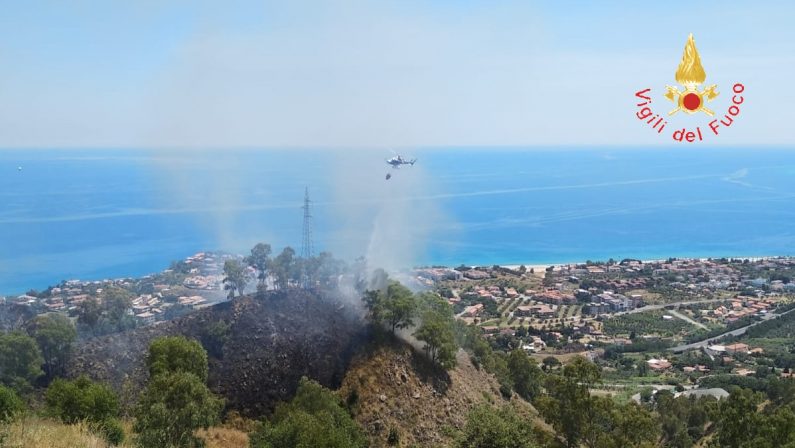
[0,303,35,332]
[66,289,367,417]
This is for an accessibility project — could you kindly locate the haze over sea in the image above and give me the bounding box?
[1,147,793,294]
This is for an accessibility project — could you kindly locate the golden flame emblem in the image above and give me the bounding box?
[664,34,718,116]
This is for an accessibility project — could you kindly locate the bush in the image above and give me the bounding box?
[200,321,230,358]
[250,377,366,448]
[499,382,513,399]
[45,376,119,425]
[387,427,400,446]
[0,385,23,423]
[97,418,125,446]
[456,404,538,448]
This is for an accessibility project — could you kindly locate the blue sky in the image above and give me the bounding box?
[1,1,793,147]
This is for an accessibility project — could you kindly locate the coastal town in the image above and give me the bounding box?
[419,256,795,399]
[0,252,236,328]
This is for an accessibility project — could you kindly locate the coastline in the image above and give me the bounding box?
[500,255,790,272]
[3,253,791,298]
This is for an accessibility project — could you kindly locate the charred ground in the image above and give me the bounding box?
[67,289,368,416]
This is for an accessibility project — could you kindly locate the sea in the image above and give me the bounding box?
[1,147,793,295]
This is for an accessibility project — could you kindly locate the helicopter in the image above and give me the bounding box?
[384,152,417,180]
[386,154,416,169]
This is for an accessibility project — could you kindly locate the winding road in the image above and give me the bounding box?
[669,306,795,353]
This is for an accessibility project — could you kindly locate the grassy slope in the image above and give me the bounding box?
[1,416,248,448]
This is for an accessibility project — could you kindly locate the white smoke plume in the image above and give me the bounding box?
[326,149,453,278]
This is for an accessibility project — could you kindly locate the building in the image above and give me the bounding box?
[462,304,484,317]
[514,304,555,318]
[647,358,672,370]
[724,343,750,354]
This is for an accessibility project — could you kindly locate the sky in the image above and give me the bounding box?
[1,0,794,148]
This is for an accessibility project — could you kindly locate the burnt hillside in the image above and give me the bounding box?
[67,290,367,416]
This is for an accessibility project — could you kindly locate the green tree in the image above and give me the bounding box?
[271,247,297,290]
[455,404,539,448]
[363,281,418,334]
[710,388,779,448]
[250,377,366,448]
[507,349,543,401]
[45,376,119,424]
[27,313,76,379]
[134,371,223,448]
[598,401,659,448]
[414,296,458,370]
[77,296,102,328]
[246,243,272,289]
[147,336,209,382]
[0,331,43,390]
[223,259,248,299]
[536,356,602,448]
[199,321,230,359]
[102,287,133,324]
[541,356,561,371]
[0,384,24,423]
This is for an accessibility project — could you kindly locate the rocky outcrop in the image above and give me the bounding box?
[338,342,544,447]
[67,290,367,416]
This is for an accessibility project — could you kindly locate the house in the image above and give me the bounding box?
[462,304,484,317]
[463,270,490,280]
[514,304,555,318]
[585,302,610,315]
[522,336,547,353]
[135,311,156,325]
[724,343,750,354]
[674,388,729,400]
[647,358,672,370]
[481,326,500,334]
[514,305,534,317]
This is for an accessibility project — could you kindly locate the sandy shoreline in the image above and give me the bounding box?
[497,255,787,271]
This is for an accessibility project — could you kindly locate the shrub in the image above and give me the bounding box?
[456,404,538,448]
[45,376,119,425]
[387,427,400,446]
[97,418,125,446]
[250,377,366,448]
[0,385,23,423]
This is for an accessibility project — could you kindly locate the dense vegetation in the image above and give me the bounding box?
[250,377,366,448]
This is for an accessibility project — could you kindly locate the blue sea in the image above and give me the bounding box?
[1,147,794,295]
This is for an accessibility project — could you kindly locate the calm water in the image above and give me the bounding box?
[1,147,793,294]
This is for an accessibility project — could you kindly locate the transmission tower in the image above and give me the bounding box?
[301,187,314,259]
[301,187,314,289]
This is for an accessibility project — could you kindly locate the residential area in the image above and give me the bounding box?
[419,257,795,401]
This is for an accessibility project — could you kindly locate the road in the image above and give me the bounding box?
[669,307,795,353]
[667,309,708,330]
[617,298,726,316]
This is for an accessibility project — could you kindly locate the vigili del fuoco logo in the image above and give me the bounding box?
[635,34,745,142]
